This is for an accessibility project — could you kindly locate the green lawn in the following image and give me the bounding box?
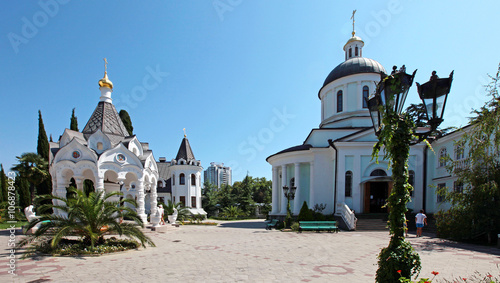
[0,221,28,229]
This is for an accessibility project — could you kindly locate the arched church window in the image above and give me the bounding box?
[345,171,352,197]
[439,148,447,167]
[180,173,185,185]
[409,170,415,197]
[355,46,358,56]
[191,174,196,186]
[337,90,343,113]
[97,142,103,150]
[370,169,387,177]
[172,174,175,185]
[362,86,369,108]
[290,177,295,187]
[349,48,352,58]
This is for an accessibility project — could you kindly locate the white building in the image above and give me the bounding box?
[49,67,159,224]
[204,162,232,188]
[267,32,462,226]
[156,136,207,216]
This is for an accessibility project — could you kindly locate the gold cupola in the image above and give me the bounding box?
[98,58,113,90]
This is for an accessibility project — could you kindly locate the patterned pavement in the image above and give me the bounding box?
[1,220,499,282]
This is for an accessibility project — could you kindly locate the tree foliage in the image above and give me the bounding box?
[37,110,53,210]
[70,108,79,131]
[15,175,30,209]
[11,153,49,205]
[437,64,500,244]
[0,164,8,203]
[119,110,134,136]
[201,176,272,218]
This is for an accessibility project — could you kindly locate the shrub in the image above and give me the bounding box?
[290,222,300,232]
[297,201,314,221]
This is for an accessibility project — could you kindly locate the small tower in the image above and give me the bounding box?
[170,131,206,216]
[343,10,364,60]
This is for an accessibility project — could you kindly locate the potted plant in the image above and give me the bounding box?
[164,200,189,224]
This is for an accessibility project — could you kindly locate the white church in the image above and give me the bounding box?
[48,64,206,224]
[267,32,465,229]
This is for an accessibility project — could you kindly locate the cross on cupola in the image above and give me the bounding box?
[343,10,364,61]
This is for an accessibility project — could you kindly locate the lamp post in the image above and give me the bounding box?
[366,66,453,282]
[283,185,296,228]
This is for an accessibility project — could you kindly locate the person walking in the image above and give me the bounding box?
[415,209,427,237]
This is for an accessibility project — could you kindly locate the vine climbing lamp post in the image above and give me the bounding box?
[282,185,296,228]
[366,66,453,282]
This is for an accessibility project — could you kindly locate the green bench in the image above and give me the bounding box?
[266,219,279,230]
[298,221,339,233]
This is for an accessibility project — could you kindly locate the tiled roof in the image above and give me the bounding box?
[175,137,195,162]
[82,101,129,142]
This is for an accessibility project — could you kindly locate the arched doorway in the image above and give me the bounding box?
[363,170,392,213]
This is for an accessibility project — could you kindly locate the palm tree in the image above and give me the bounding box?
[220,205,244,218]
[19,188,155,251]
[11,153,49,204]
[164,199,190,221]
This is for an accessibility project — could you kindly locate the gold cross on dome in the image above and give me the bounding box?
[351,10,357,36]
[183,128,186,137]
[104,58,108,73]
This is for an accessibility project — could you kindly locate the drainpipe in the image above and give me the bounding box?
[423,145,428,212]
[328,139,338,214]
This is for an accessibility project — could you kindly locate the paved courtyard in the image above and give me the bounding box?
[1,220,500,282]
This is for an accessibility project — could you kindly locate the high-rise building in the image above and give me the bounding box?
[204,162,232,188]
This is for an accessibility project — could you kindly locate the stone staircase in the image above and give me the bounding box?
[354,213,389,231]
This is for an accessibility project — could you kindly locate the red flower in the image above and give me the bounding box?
[397,270,402,274]
[487,274,492,278]
[425,281,430,283]
[431,271,439,276]
[463,278,467,281]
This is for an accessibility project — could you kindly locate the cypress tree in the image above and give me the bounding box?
[70,108,79,131]
[119,110,134,135]
[37,110,49,160]
[37,111,53,209]
[0,164,7,203]
[15,175,30,209]
[49,134,53,142]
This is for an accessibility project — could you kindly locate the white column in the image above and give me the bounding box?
[309,161,314,207]
[96,177,104,194]
[280,165,288,214]
[150,181,158,213]
[271,167,279,214]
[293,163,301,215]
[54,179,68,217]
[74,176,84,192]
[136,180,147,224]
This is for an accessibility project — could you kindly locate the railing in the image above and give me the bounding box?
[335,202,356,231]
[454,158,470,170]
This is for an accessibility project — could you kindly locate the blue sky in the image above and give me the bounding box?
[1,1,499,183]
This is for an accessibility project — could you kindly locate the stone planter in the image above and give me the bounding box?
[168,215,177,225]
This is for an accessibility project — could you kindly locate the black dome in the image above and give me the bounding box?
[323,57,386,87]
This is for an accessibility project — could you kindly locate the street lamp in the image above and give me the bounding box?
[283,185,296,228]
[365,65,453,282]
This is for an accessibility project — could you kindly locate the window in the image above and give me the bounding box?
[157,180,162,188]
[437,183,446,203]
[370,169,387,177]
[290,177,295,187]
[345,171,352,197]
[180,173,185,185]
[408,170,415,197]
[439,148,447,167]
[454,181,463,194]
[337,90,343,112]
[362,86,369,108]
[180,196,185,207]
[191,196,196,208]
[191,174,196,186]
[455,145,465,160]
[355,46,358,56]
[172,174,175,185]
[97,142,103,150]
[173,196,175,203]
[349,48,352,58]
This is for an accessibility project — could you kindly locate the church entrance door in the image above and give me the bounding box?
[364,182,389,213]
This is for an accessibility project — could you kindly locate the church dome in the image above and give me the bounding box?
[322,57,386,87]
[98,72,113,90]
